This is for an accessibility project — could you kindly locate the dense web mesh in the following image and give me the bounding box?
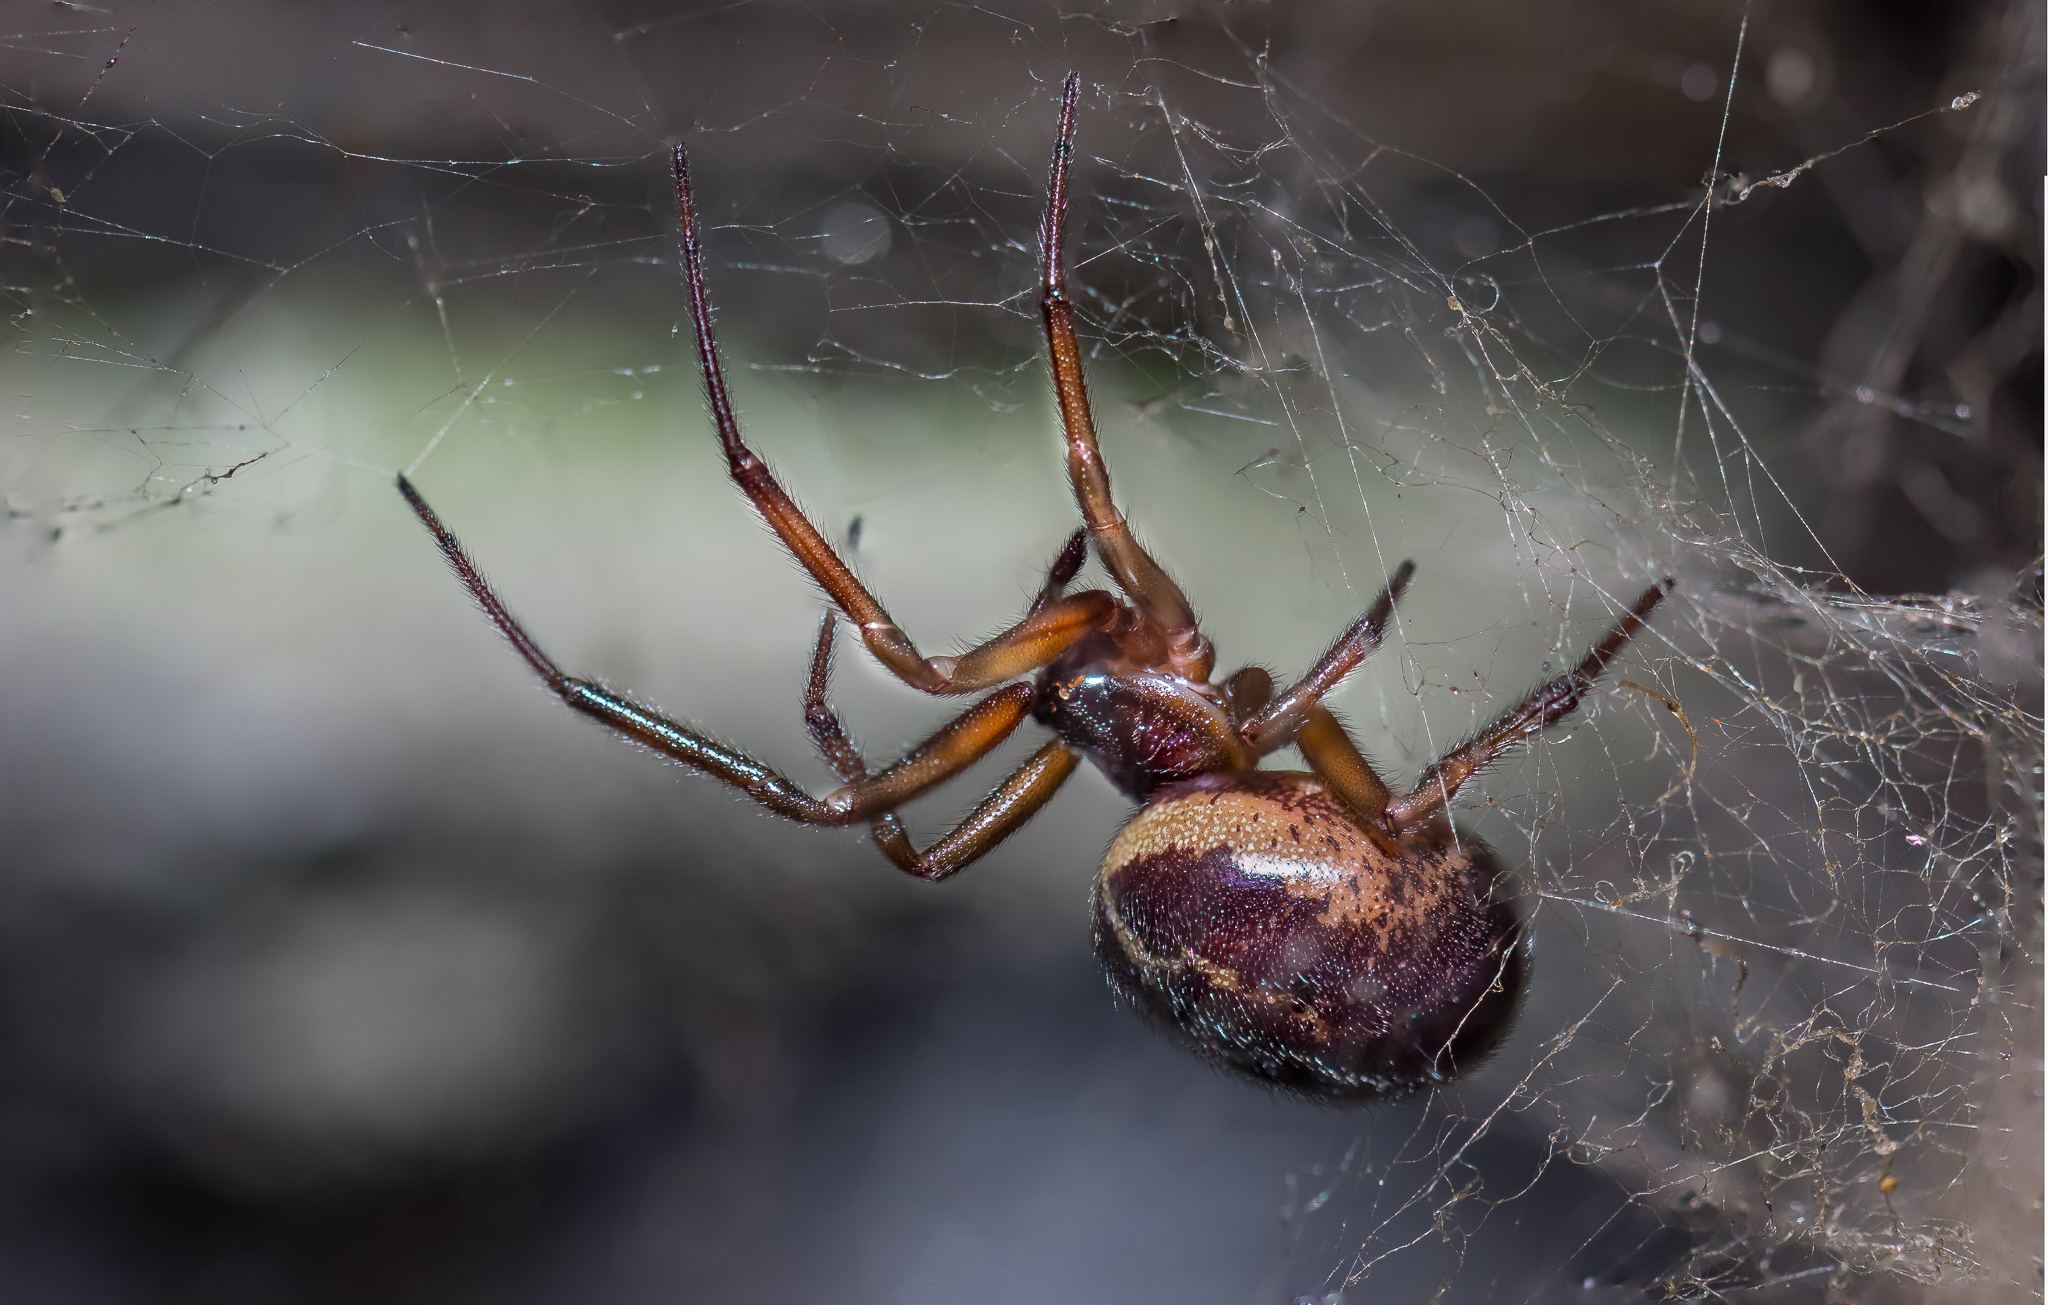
[1,2,2038,1302]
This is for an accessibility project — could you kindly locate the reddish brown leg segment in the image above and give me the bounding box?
[674,144,1112,694]
[1243,560,1414,754]
[1389,582,1669,829]
[805,612,1077,881]
[1038,74,1212,683]
[1294,705,1403,857]
[829,686,1036,820]
[804,612,871,785]
[1028,528,1089,617]
[802,614,1037,821]
[867,741,1080,882]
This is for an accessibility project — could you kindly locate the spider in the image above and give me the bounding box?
[398,74,1668,1101]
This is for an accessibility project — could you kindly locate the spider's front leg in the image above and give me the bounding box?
[804,613,1077,882]
[400,476,1038,831]
[1036,73,1213,682]
[673,147,1111,696]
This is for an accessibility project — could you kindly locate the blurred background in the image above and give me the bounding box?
[0,2,2038,1302]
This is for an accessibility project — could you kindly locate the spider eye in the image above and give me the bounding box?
[1092,772,1524,1100]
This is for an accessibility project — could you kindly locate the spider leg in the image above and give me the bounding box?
[1241,561,1414,754]
[1027,528,1089,617]
[673,146,1113,695]
[799,612,1036,821]
[1294,705,1400,853]
[402,476,1030,827]
[805,612,1075,882]
[402,474,846,822]
[803,612,871,785]
[1387,582,1669,830]
[866,741,1080,882]
[1038,74,1212,682]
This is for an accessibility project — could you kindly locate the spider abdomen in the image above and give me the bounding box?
[1092,771,1524,1101]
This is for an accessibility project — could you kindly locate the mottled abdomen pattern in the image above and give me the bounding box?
[1093,771,1524,1100]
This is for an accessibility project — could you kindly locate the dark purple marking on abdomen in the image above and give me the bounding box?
[1092,771,1524,1101]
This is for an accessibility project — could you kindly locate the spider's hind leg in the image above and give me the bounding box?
[1388,582,1669,829]
[1295,706,1398,849]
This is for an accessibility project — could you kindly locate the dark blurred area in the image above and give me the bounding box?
[0,2,2038,1303]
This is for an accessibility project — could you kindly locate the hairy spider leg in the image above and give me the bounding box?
[672,143,1112,695]
[1244,566,1415,848]
[803,611,872,787]
[802,529,1095,820]
[1038,73,1213,683]
[824,685,1038,821]
[1294,705,1400,852]
[1388,581,1670,829]
[400,475,1033,828]
[1242,560,1416,753]
[1027,528,1089,617]
[868,741,1079,882]
[804,612,1078,881]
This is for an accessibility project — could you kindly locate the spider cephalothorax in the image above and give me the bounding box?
[399,74,1667,1101]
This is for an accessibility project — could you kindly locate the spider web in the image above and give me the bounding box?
[0,2,2038,1302]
